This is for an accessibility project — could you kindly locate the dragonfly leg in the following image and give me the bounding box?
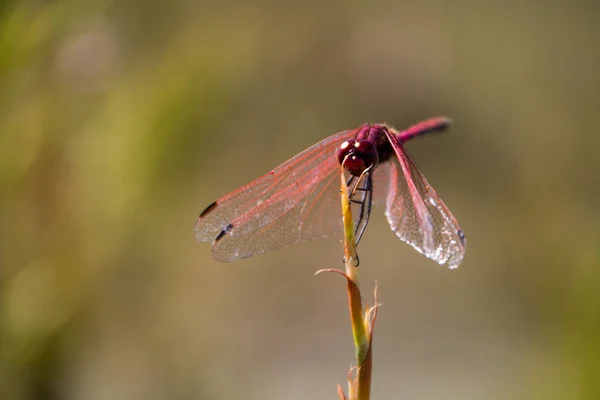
[352,173,372,245]
[348,175,367,206]
[346,175,359,195]
[344,166,374,247]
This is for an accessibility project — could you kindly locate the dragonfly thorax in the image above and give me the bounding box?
[336,139,379,176]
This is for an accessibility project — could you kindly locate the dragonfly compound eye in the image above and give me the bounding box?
[336,140,379,176]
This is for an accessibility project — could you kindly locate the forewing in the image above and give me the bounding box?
[382,131,466,269]
[195,129,358,261]
[371,160,393,207]
[211,157,345,261]
[194,129,356,243]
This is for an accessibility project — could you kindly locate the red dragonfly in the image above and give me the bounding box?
[195,117,466,268]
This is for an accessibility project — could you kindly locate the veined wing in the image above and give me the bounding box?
[382,130,466,269]
[211,156,345,261]
[195,128,358,260]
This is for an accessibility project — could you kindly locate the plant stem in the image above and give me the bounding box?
[340,172,373,400]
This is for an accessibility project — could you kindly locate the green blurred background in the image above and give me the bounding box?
[1,0,599,399]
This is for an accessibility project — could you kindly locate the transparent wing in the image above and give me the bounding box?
[195,129,358,261]
[381,130,466,269]
[211,159,346,261]
[371,160,393,207]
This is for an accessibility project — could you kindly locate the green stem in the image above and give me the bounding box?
[340,172,372,400]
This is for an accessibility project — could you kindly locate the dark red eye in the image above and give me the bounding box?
[336,140,379,176]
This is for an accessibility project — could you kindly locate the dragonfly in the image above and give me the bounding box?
[195,117,466,269]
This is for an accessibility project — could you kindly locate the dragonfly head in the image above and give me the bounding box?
[336,139,379,176]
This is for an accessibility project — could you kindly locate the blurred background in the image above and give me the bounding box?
[1,0,599,399]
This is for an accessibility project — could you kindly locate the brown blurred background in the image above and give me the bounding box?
[1,0,599,399]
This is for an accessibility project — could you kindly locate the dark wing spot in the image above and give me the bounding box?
[214,223,234,242]
[199,201,217,218]
[458,229,466,245]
